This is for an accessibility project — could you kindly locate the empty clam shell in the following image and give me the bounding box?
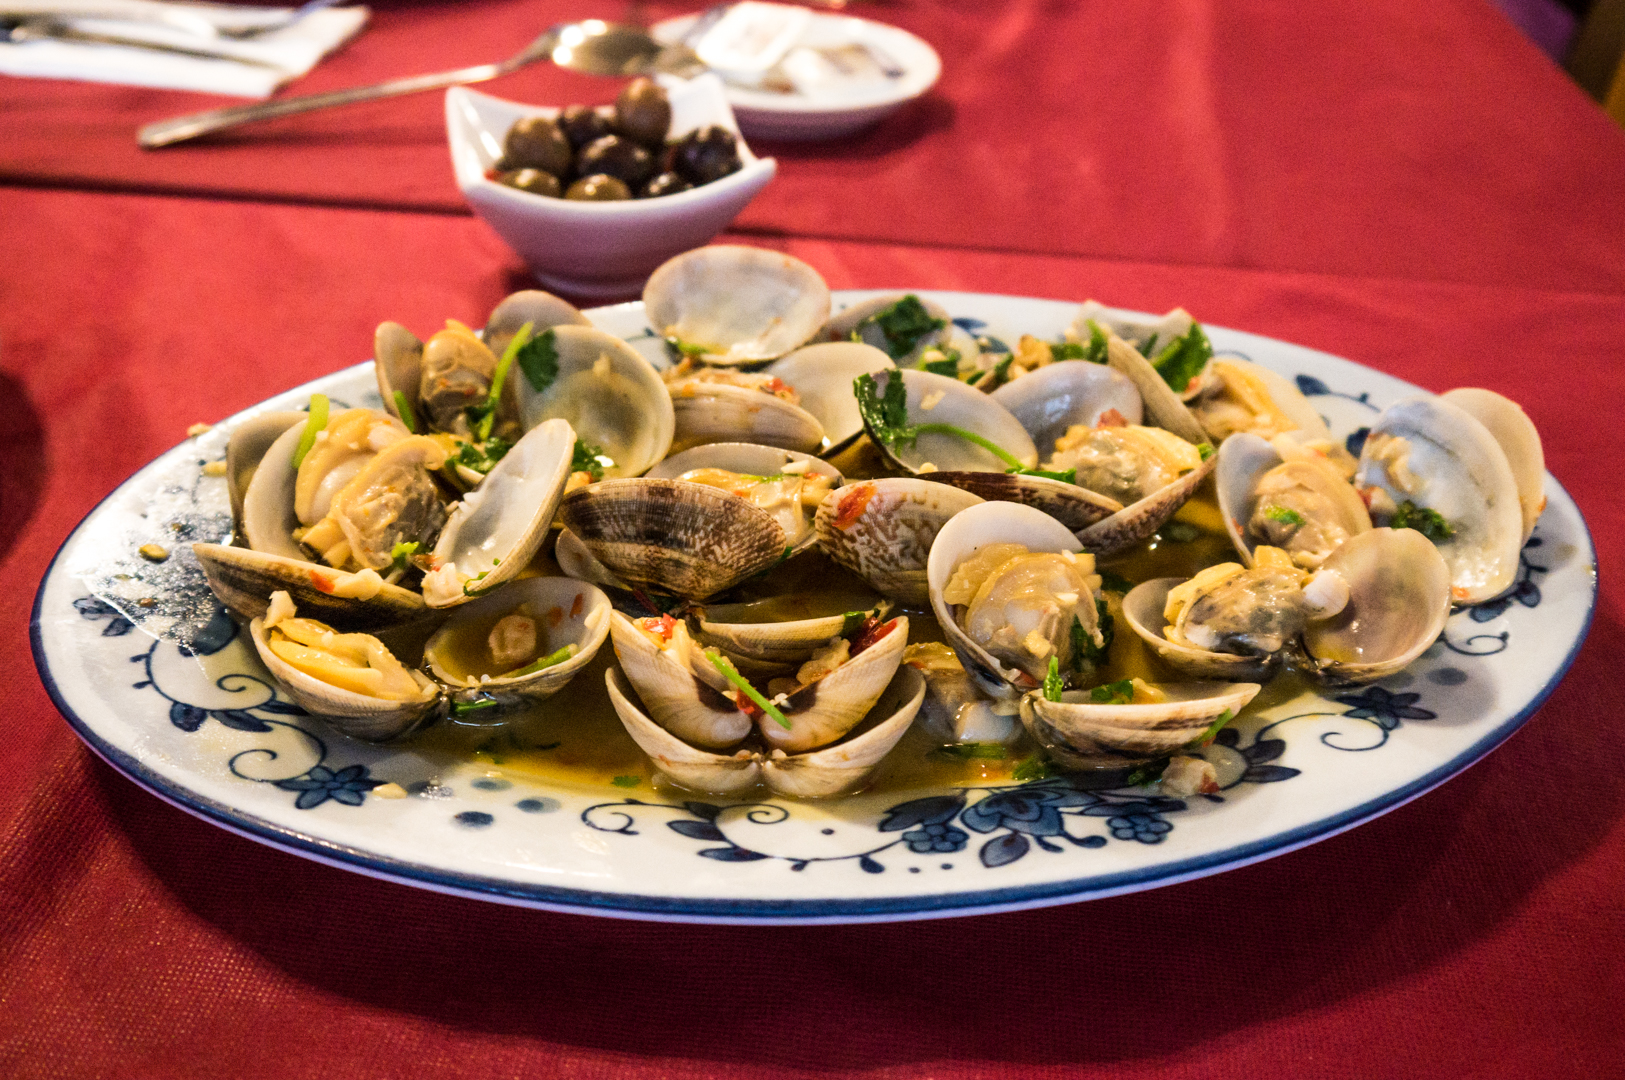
[559,478,790,600]
[225,411,304,536]
[1020,680,1260,770]
[762,341,894,454]
[643,246,831,366]
[1301,527,1451,685]
[1440,387,1545,543]
[814,478,985,605]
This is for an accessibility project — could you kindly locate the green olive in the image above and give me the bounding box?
[565,174,632,201]
[500,116,572,176]
[614,77,672,150]
[497,169,562,198]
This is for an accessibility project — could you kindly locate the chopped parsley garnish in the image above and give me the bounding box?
[1124,757,1170,787]
[970,354,1015,390]
[1187,708,1235,749]
[707,652,792,730]
[840,609,878,636]
[1090,678,1135,705]
[1050,341,1088,361]
[516,327,560,393]
[392,391,417,433]
[921,348,961,377]
[933,743,1009,761]
[455,435,512,475]
[1197,442,1215,461]
[291,393,329,470]
[666,337,711,361]
[853,370,1051,479]
[1097,569,1134,594]
[389,541,420,573]
[1264,504,1305,526]
[1043,656,1064,702]
[1075,600,1113,668]
[1391,500,1454,543]
[611,775,642,788]
[461,562,501,596]
[856,294,946,359]
[1081,319,1110,364]
[1149,324,1212,394]
[571,438,612,482]
[473,320,531,442]
[506,643,579,679]
[1012,753,1054,781]
[451,696,499,717]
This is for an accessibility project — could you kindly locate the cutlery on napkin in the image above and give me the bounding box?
[0,0,368,98]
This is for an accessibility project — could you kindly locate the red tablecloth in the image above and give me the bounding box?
[4,1,1625,1077]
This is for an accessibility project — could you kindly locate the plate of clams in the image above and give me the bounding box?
[32,246,1595,923]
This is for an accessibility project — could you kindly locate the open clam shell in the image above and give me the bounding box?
[1188,358,1331,445]
[559,478,790,600]
[1215,432,1370,567]
[693,597,891,671]
[240,420,318,561]
[511,325,674,478]
[757,614,910,754]
[423,418,576,607]
[1354,396,1523,605]
[608,610,755,749]
[667,378,825,455]
[422,576,612,716]
[643,246,831,366]
[860,369,1037,474]
[647,441,841,557]
[248,615,445,742]
[926,500,1089,699]
[1020,681,1260,770]
[814,477,985,605]
[990,359,1144,455]
[1440,387,1545,543]
[483,289,591,358]
[1074,451,1217,557]
[820,293,962,366]
[921,472,1121,532]
[1072,301,1205,397]
[762,341,894,454]
[1103,331,1210,444]
[605,665,925,798]
[225,411,304,535]
[1121,577,1281,682]
[1301,527,1452,685]
[194,543,429,632]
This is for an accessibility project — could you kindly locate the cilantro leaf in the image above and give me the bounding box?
[1391,500,1454,543]
[1090,678,1135,704]
[1150,324,1212,394]
[1187,708,1235,749]
[1050,341,1088,361]
[454,435,512,476]
[571,439,610,482]
[1012,753,1054,781]
[1082,319,1109,364]
[854,371,1032,472]
[516,328,560,393]
[860,295,946,359]
[1043,656,1064,702]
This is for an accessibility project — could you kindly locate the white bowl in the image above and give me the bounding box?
[446,75,776,298]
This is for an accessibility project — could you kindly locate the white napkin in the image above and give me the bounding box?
[0,1,369,98]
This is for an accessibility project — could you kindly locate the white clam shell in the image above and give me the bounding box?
[919,472,1121,532]
[193,542,429,632]
[1120,577,1281,682]
[1072,301,1200,398]
[694,597,890,669]
[762,341,894,453]
[513,326,675,478]
[426,418,576,608]
[1102,331,1210,444]
[422,576,612,714]
[1074,451,1217,557]
[667,379,825,455]
[925,500,1088,699]
[1020,680,1260,770]
[820,293,955,365]
[609,611,754,749]
[249,616,444,742]
[1302,527,1452,684]
[484,289,591,358]
[814,477,984,605]
[990,360,1144,456]
[1355,396,1523,605]
[226,411,305,534]
[861,368,1037,473]
[643,246,831,366]
[1440,387,1545,543]
[239,420,313,561]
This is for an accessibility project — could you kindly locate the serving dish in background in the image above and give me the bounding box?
[446,74,775,298]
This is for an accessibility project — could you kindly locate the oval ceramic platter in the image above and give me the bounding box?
[31,291,1595,924]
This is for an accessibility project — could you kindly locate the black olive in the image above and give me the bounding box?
[576,134,655,187]
[665,126,743,186]
[558,104,615,150]
[497,168,562,197]
[639,171,693,198]
[565,174,632,201]
[499,116,572,177]
[614,77,672,150]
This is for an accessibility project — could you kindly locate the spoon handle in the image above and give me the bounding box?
[137,57,511,148]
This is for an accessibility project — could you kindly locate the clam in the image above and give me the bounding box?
[691,596,891,675]
[643,245,831,366]
[374,289,589,437]
[1188,358,1332,446]
[422,575,612,717]
[858,368,1038,474]
[989,359,1143,450]
[511,325,675,478]
[557,478,791,600]
[420,418,577,607]
[1354,396,1523,604]
[647,441,841,555]
[1215,432,1371,568]
[194,543,428,631]
[1439,387,1545,543]
[224,410,305,534]
[925,501,1104,699]
[1300,528,1451,684]
[813,478,985,605]
[821,293,975,368]
[1071,448,1217,558]
[1101,329,1211,444]
[1020,680,1260,772]
[1071,301,1207,398]
[761,341,894,454]
[248,592,444,741]
[605,665,925,797]
[664,368,825,455]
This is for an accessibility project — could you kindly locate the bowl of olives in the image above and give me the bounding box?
[446,74,776,298]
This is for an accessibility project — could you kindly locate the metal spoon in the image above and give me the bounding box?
[137,20,704,149]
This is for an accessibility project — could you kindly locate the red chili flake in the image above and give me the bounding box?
[570,592,585,618]
[762,377,792,397]
[639,613,677,641]
[483,168,500,181]
[1097,408,1128,428]
[732,690,762,719]
[833,484,874,530]
[1199,775,1222,795]
[850,617,899,656]
[546,605,565,628]
[310,571,335,594]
